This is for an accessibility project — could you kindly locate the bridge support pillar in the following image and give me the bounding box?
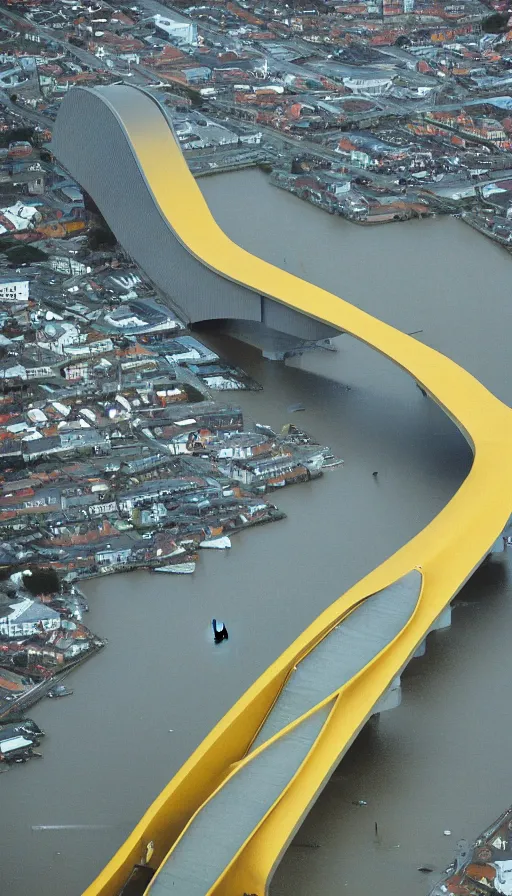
[205,320,338,361]
[430,603,452,632]
[489,534,505,554]
[262,348,289,361]
[372,675,401,714]
[413,638,427,658]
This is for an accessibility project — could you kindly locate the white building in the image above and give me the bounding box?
[0,66,24,87]
[89,500,118,518]
[0,278,29,302]
[0,597,61,639]
[0,362,27,380]
[94,547,132,566]
[25,365,54,380]
[49,256,90,277]
[343,76,393,95]
[0,201,41,234]
[64,338,114,358]
[153,14,197,45]
[38,321,81,355]
[239,131,263,145]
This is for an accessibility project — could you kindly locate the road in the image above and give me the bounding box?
[0,89,53,127]
[136,0,190,20]
[0,7,153,88]
[211,102,404,185]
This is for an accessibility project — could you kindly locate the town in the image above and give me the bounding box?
[1,0,512,235]
[0,5,511,896]
[0,11,352,757]
[0,0,504,824]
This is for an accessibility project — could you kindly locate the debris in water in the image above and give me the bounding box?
[287,403,305,412]
[32,825,112,832]
[212,619,228,644]
[352,800,368,807]
[444,830,452,836]
[47,685,73,699]
[418,866,434,874]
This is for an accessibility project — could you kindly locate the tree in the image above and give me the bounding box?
[88,223,117,250]
[6,245,48,265]
[0,126,34,149]
[23,567,60,596]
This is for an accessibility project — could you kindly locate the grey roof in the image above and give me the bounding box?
[0,598,60,625]
[0,275,29,284]
[64,493,96,507]
[22,436,61,455]
[0,440,23,457]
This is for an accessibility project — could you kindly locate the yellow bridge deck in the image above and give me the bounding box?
[52,84,512,896]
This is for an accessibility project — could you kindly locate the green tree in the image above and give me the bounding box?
[88,224,117,250]
[23,567,60,596]
[6,245,48,264]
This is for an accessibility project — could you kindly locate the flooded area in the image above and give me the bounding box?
[1,170,511,896]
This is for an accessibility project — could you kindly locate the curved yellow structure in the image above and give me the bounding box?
[52,85,512,896]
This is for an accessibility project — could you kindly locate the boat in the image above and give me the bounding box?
[199,536,231,550]
[153,562,196,574]
[47,684,73,699]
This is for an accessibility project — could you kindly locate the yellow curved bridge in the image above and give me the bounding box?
[52,85,512,896]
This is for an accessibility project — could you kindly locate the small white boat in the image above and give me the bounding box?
[199,536,232,550]
[154,562,196,574]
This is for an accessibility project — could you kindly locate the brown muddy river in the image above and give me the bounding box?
[1,170,510,896]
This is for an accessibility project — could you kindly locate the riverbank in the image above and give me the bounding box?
[429,804,512,896]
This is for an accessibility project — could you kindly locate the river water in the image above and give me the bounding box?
[1,170,511,896]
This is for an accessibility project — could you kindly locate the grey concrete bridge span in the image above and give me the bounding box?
[51,85,337,351]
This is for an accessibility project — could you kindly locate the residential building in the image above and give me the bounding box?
[89,499,118,518]
[0,277,29,303]
[37,321,81,354]
[94,546,132,566]
[153,14,197,46]
[0,667,33,694]
[0,596,61,639]
[343,76,393,95]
